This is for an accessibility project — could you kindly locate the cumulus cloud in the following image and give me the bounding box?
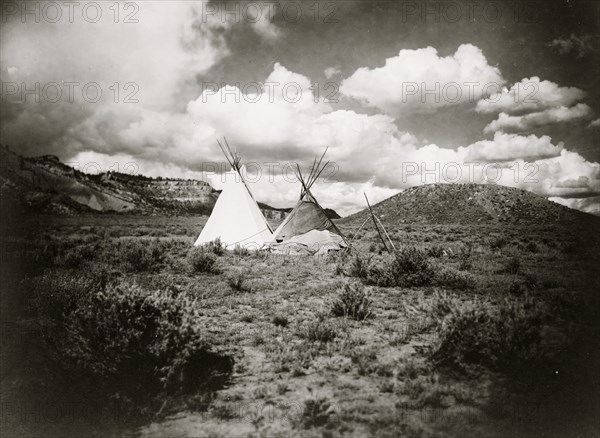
[476,77,586,115]
[369,132,600,203]
[483,103,592,133]
[184,63,420,185]
[476,77,593,133]
[553,176,591,189]
[0,0,284,158]
[14,58,600,214]
[0,1,233,160]
[194,81,599,210]
[1,2,229,108]
[340,44,504,115]
[548,34,594,58]
[465,132,563,162]
[2,18,599,216]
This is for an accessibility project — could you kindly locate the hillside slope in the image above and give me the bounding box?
[343,183,594,226]
[0,147,290,219]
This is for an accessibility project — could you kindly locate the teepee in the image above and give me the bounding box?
[194,139,273,250]
[271,149,348,254]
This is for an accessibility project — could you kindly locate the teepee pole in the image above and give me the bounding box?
[376,216,396,252]
[217,137,272,232]
[364,192,391,253]
[346,215,370,249]
[309,147,328,188]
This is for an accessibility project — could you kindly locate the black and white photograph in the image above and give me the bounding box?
[1,1,599,436]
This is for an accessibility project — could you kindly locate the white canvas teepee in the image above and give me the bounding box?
[194,139,273,250]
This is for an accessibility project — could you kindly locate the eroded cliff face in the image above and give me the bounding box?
[0,147,291,220]
[0,147,218,214]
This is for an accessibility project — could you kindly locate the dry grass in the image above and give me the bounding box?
[1,214,599,437]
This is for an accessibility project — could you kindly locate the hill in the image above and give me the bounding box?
[0,147,297,219]
[342,183,595,226]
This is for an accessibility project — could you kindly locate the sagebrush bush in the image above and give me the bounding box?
[303,319,338,343]
[504,256,521,274]
[365,263,396,287]
[389,247,435,287]
[358,248,437,288]
[302,397,336,428]
[330,281,373,321]
[28,276,232,421]
[458,245,473,271]
[434,266,476,290]
[116,239,167,272]
[509,280,526,295]
[458,256,473,271]
[526,241,538,253]
[426,244,445,258]
[227,270,250,292]
[56,244,97,269]
[349,254,371,279]
[350,348,378,376]
[233,244,249,257]
[205,238,225,256]
[187,248,219,274]
[432,297,560,376]
[240,313,255,323]
[27,271,102,325]
[272,315,289,327]
[490,236,508,252]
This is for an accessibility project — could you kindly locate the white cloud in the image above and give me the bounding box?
[483,103,592,133]
[68,151,209,181]
[0,1,284,158]
[324,67,342,79]
[61,64,600,215]
[588,118,600,129]
[246,3,281,41]
[550,196,600,216]
[548,34,593,58]
[340,44,504,115]
[465,132,563,162]
[4,22,599,217]
[0,2,229,109]
[476,77,585,115]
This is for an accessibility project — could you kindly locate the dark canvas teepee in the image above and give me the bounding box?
[272,149,346,245]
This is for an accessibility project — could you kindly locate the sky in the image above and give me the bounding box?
[1,0,599,215]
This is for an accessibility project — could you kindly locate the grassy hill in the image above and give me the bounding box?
[343,183,593,226]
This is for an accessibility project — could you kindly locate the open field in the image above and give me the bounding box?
[2,214,599,437]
